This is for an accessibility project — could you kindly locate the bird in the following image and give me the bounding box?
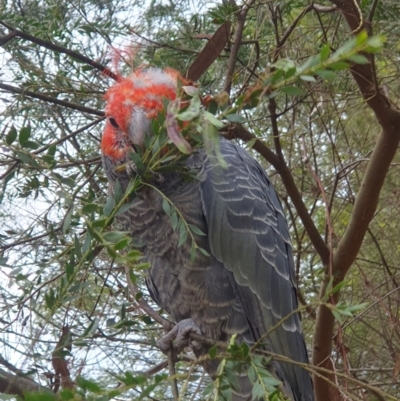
[100,67,315,401]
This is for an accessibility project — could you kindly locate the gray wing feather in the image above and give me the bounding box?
[200,139,314,401]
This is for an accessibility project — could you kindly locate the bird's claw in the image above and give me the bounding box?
[157,318,202,355]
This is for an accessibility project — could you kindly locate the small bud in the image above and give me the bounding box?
[214,91,229,106]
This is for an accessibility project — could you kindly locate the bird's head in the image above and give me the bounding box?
[101,68,183,165]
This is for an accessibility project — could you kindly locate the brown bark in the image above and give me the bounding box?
[312,2,400,400]
[51,326,75,392]
[0,367,49,398]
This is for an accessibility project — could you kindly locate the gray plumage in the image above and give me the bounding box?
[103,137,314,401]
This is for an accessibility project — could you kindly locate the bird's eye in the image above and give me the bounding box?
[109,117,119,129]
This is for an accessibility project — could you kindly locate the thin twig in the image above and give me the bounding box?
[0,82,104,116]
[124,266,172,330]
[0,21,118,81]
[167,351,179,401]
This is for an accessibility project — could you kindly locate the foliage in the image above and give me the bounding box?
[1,0,400,400]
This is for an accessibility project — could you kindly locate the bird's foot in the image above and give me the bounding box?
[157,318,202,355]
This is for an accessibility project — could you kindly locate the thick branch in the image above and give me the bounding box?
[313,2,400,400]
[0,367,50,398]
[185,21,231,82]
[224,0,256,93]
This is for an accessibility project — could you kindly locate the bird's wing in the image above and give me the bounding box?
[199,139,314,401]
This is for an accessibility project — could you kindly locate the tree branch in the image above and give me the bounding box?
[0,82,104,116]
[312,2,400,400]
[224,0,256,94]
[0,367,50,398]
[0,21,118,81]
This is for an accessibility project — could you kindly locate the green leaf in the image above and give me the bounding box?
[329,61,350,71]
[0,257,9,266]
[21,140,39,149]
[5,126,17,145]
[82,203,99,213]
[348,54,369,64]
[178,229,188,247]
[297,54,320,73]
[320,44,330,61]
[347,302,368,313]
[19,126,31,144]
[204,111,224,129]
[281,86,304,96]
[162,198,171,216]
[315,70,336,81]
[261,375,282,387]
[225,114,246,123]
[171,211,178,230]
[81,65,94,71]
[129,268,136,284]
[17,150,38,166]
[126,250,142,260]
[332,309,343,323]
[248,365,256,383]
[92,218,108,228]
[103,231,129,243]
[65,260,74,280]
[299,75,316,82]
[25,392,56,401]
[182,85,199,96]
[225,366,240,392]
[45,288,56,309]
[115,199,135,216]
[188,224,206,236]
[208,345,217,358]
[63,207,73,233]
[202,382,215,396]
[271,58,296,72]
[198,247,210,257]
[130,152,146,174]
[114,179,123,204]
[252,381,265,399]
[331,281,346,295]
[120,302,126,320]
[245,137,257,150]
[114,237,130,250]
[82,232,92,254]
[355,30,369,45]
[332,37,356,58]
[76,376,101,393]
[103,195,115,216]
[82,317,99,338]
[364,35,385,52]
[60,389,74,400]
[47,144,56,157]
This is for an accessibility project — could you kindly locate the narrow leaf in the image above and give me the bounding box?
[162,198,171,216]
[6,126,17,145]
[63,208,73,233]
[19,126,31,144]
